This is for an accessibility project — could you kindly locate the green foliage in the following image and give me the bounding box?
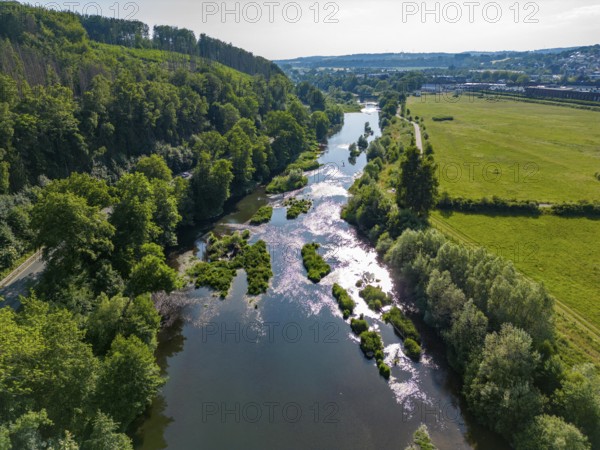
[359,331,384,359]
[286,150,321,172]
[350,317,369,335]
[81,412,133,450]
[135,154,173,182]
[552,364,600,448]
[86,294,161,356]
[127,252,181,297]
[383,307,420,343]
[464,324,544,440]
[405,424,437,450]
[311,111,331,141]
[357,134,369,151]
[240,240,273,296]
[31,191,114,293]
[190,232,272,297]
[342,182,393,240]
[359,285,392,311]
[95,335,164,430]
[46,173,113,208]
[404,338,421,360]
[302,243,331,283]
[515,415,590,450]
[283,197,313,219]
[250,206,273,225]
[431,116,454,122]
[396,146,438,217]
[378,362,391,379]
[190,261,237,298]
[332,284,356,319]
[188,153,234,222]
[0,298,98,435]
[266,169,308,194]
[443,300,488,374]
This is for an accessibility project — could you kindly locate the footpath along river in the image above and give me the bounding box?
[135,105,507,450]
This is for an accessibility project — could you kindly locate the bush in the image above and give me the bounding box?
[190,261,237,298]
[378,362,391,379]
[284,197,312,219]
[286,150,321,172]
[241,240,273,295]
[350,317,369,335]
[332,283,355,318]
[359,331,384,359]
[404,338,421,360]
[249,206,273,225]
[359,285,392,311]
[432,115,454,122]
[192,232,273,297]
[437,193,540,215]
[383,307,421,343]
[266,169,308,194]
[301,243,331,283]
[515,415,590,450]
[550,201,600,218]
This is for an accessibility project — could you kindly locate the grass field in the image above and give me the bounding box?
[430,211,600,365]
[408,96,600,203]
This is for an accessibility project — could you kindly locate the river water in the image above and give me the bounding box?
[135,107,507,450]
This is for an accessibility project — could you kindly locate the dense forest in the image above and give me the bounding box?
[340,94,600,449]
[0,3,343,447]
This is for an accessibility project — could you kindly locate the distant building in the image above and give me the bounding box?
[525,87,600,102]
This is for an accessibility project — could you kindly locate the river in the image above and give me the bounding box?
[135,106,507,450]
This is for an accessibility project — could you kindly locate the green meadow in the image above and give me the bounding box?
[408,96,600,203]
[431,211,600,364]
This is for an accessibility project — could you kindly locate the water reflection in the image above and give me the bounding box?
[136,107,507,450]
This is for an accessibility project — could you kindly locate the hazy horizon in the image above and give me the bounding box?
[19,0,600,60]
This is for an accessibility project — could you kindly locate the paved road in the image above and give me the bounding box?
[0,251,45,310]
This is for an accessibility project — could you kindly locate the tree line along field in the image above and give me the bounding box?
[430,211,600,366]
[407,95,600,203]
[402,95,600,365]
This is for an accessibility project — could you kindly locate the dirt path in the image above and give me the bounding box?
[398,113,423,154]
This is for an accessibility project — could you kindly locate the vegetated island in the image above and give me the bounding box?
[301,242,331,283]
[284,197,313,219]
[188,230,273,297]
[250,206,273,225]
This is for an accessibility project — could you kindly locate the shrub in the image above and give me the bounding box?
[437,193,540,215]
[350,317,369,335]
[284,197,312,219]
[378,362,391,379]
[192,232,273,297]
[301,243,331,283]
[250,206,273,225]
[332,283,355,318]
[404,338,421,360]
[286,150,321,172]
[266,169,308,194]
[383,307,421,343]
[550,201,600,218]
[359,331,384,359]
[190,261,237,298]
[241,240,273,295]
[359,285,392,311]
[432,115,454,122]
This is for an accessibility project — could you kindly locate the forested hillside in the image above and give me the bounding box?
[0,4,343,447]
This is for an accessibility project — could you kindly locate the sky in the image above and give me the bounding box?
[34,0,600,59]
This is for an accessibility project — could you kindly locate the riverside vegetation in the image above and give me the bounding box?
[188,231,273,297]
[0,3,344,447]
[339,90,600,448]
